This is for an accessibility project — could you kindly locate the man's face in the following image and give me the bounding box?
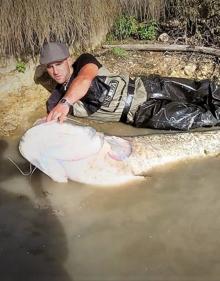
[46,58,71,84]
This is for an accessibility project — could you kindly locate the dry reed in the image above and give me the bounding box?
[1,0,219,58]
[120,0,165,21]
[0,0,167,58]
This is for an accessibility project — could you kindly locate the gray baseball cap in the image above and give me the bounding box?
[40,42,70,65]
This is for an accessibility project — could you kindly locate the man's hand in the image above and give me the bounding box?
[46,103,69,123]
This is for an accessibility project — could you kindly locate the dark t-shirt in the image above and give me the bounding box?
[46,53,102,113]
[72,53,102,77]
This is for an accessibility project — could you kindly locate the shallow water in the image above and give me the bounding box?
[1,121,220,281]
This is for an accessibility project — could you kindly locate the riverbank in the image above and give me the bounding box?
[0,47,219,137]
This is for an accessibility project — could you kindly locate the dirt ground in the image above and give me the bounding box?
[0,49,219,137]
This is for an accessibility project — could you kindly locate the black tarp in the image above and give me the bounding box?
[134,75,220,130]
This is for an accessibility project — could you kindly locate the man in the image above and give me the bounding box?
[39,41,220,130]
[40,42,102,123]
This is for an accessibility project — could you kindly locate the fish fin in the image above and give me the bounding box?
[105,136,132,161]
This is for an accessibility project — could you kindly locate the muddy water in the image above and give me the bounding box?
[1,120,220,281]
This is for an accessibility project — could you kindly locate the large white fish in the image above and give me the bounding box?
[19,120,220,186]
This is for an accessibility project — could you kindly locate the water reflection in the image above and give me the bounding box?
[1,132,220,281]
[0,139,72,281]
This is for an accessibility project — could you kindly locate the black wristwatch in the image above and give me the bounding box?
[59,98,72,108]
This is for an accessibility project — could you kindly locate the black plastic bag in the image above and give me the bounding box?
[134,75,220,130]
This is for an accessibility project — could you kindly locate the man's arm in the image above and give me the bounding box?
[46,63,99,122]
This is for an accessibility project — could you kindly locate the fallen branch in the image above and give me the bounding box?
[102,43,220,57]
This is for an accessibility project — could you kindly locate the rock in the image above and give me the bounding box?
[158,33,170,42]
[197,63,214,79]
[3,121,17,132]
[170,70,186,78]
[184,63,197,76]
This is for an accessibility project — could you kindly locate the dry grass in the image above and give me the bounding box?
[120,0,165,21]
[0,0,119,58]
[0,0,167,58]
[3,0,218,59]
